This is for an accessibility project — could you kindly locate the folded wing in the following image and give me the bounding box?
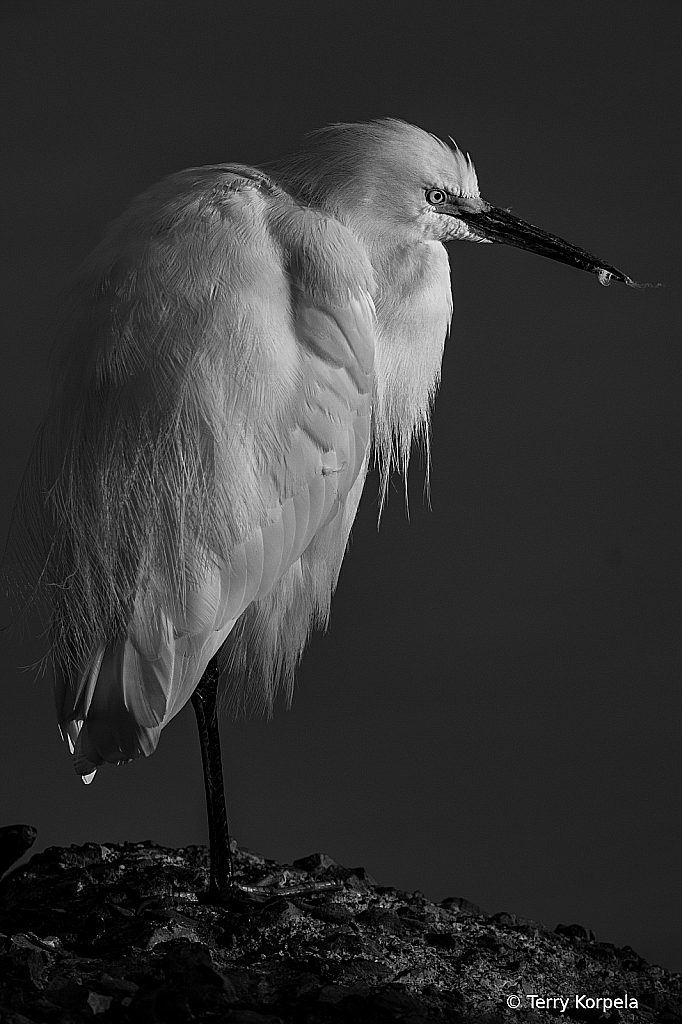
[5,166,375,779]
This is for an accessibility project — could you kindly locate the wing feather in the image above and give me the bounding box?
[275,496,298,581]
[216,542,249,629]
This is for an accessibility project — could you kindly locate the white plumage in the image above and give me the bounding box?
[2,119,638,794]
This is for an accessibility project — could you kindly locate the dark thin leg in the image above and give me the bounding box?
[190,655,233,896]
[191,653,342,907]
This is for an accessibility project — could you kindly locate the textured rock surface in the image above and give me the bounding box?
[0,837,680,1022]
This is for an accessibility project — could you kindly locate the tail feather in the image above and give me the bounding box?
[58,564,237,777]
[68,619,234,777]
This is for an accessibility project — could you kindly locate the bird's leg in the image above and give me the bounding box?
[190,655,341,908]
[190,655,235,900]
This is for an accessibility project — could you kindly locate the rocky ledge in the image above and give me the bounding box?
[0,828,680,1023]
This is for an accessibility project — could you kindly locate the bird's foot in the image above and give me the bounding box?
[201,879,342,912]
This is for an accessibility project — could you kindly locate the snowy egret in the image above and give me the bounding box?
[3,119,650,903]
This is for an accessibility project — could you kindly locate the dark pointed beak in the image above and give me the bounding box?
[446,198,656,289]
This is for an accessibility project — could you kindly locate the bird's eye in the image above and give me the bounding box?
[425,188,447,206]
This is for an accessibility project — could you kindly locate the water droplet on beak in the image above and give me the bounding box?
[598,270,612,287]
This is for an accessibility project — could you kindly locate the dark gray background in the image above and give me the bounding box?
[1,2,680,974]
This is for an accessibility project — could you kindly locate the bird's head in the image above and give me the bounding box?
[266,118,485,245]
[266,118,649,288]
[315,119,488,245]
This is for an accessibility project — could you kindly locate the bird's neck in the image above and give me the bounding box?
[367,238,453,509]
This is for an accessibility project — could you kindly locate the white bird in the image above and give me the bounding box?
[2,119,647,903]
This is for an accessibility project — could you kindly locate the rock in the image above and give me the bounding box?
[0,824,37,878]
[438,895,487,917]
[555,922,598,942]
[0,834,680,1022]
